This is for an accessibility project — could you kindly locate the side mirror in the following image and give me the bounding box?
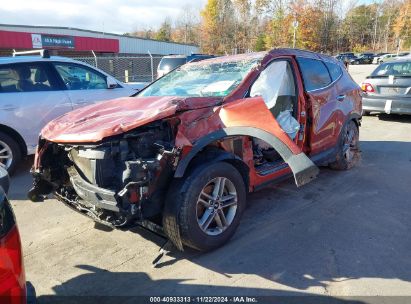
[106,77,118,89]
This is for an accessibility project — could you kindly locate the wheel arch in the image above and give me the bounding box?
[0,124,27,157]
[350,112,361,128]
[181,146,250,191]
[175,127,319,187]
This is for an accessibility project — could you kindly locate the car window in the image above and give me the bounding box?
[54,63,107,90]
[158,58,187,71]
[324,62,342,82]
[297,58,332,91]
[250,60,296,109]
[0,63,56,93]
[371,62,411,77]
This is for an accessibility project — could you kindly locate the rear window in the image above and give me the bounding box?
[0,63,56,93]
[297,58,332,91]
[158,57,187,71]
[324,62,342,82]
[371,62,411,77]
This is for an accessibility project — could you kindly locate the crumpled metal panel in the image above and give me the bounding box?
[41,95,222,143]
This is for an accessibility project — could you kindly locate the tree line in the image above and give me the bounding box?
[126,0,411,55]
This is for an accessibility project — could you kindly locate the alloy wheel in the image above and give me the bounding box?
[196,177,238,236]
[0,140,13,169]
[342,125,358,163]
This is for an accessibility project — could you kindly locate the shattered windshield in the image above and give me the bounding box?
[139,57,262,97]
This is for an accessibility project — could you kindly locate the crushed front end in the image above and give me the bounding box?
[30,120,179,231]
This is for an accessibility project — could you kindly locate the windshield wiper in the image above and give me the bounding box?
[368,75,411,78]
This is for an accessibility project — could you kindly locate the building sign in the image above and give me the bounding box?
[31,34,42,48]
[31,33,75,49]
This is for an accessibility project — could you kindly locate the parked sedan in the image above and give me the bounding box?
[29,49,361,252]
[336,54,357,63]
[372,53,389,64]
[362,59,411,115]
[350,54,374,65]
[0,51,136,173]
[379,53,398,64]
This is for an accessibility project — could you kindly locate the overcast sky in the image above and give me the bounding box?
[0,0,207,34]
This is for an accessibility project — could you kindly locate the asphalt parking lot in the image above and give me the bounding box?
[9,64,411,301]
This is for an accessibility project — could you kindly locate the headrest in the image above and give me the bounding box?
[34,69,48,82]
[16,66,32,80]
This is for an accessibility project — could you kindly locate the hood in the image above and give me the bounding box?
[41,95,222,143]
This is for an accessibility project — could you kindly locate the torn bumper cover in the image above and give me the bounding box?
[67,166,119,212]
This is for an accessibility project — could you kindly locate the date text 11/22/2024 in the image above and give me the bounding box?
[149,296,258,303]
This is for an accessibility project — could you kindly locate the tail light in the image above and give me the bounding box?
[361,82,375,93]
[0,193,27,304]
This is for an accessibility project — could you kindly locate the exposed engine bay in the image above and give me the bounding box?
[31,120,179,228]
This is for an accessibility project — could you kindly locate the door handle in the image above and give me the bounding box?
[75,99,88,105]
[336,95,345,102]
[0,105,18,111]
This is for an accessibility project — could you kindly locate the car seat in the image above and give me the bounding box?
[15,66,35,92]
[270,95,296,118]
[34,69,51,90]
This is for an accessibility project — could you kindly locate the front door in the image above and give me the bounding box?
[217,58,317,187]
[0,62,72,153]
[52,62,132,109]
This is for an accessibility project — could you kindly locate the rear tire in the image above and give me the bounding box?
[165,162,246,252]
[0,131,22,175]
[330,120,360,170]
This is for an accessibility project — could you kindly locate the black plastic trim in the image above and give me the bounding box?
[175,126,319,187]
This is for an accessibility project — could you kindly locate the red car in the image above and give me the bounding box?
[29,49,362,252]
[0,166,35,303]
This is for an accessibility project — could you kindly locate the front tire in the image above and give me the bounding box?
[0,132,22,175]
[330,120,360,170]
[166,162,246,251]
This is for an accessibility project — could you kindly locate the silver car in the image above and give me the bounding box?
[362,59,411,115]
[0,52,136,173]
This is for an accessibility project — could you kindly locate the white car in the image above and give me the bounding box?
[0,51,137,173]
[378,53,398,64]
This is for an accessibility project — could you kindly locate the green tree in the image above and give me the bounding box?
[254,33,267,51]
[155,18,172,41]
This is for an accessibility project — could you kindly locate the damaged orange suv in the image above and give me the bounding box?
[29,49,362,251]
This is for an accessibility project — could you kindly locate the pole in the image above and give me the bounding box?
[292,20,298,49]
[148,50,154,82]
[293,27,296,48]
[373,4,378,51]
[91,50,98,68]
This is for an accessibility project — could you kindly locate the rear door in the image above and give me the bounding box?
[296,57,341,154]
[0,62,71,153]
[52,62,133,109]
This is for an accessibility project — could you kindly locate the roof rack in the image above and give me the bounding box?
[12,49,50,58]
